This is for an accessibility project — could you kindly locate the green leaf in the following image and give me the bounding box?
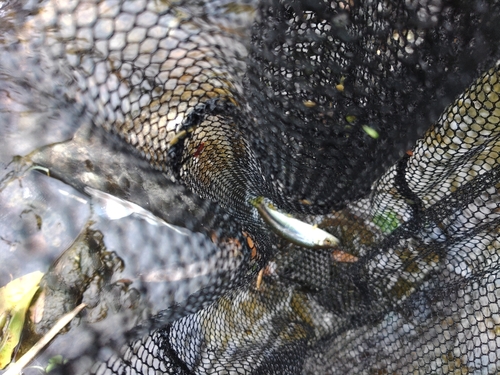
[362,125,379,139]
[345,115,357,124]
[373,211,400,233]
[45,355,67,373]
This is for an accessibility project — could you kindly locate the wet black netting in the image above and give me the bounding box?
[2,0,500,373]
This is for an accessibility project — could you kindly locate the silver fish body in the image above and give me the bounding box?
[252,197,340,249]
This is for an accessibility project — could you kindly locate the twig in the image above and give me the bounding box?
[4,303,86,375]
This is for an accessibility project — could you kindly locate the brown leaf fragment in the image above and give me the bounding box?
[332,250,359,263]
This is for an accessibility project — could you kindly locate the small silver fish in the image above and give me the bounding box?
[251,197,340,249]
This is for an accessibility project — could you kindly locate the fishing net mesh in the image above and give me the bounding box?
[2,0,500,373]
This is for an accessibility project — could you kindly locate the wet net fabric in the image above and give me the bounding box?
[2,0,500,374]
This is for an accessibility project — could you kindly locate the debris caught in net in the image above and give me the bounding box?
[1,0,500,374]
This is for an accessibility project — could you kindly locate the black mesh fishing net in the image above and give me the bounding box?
[1,0,500,374]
